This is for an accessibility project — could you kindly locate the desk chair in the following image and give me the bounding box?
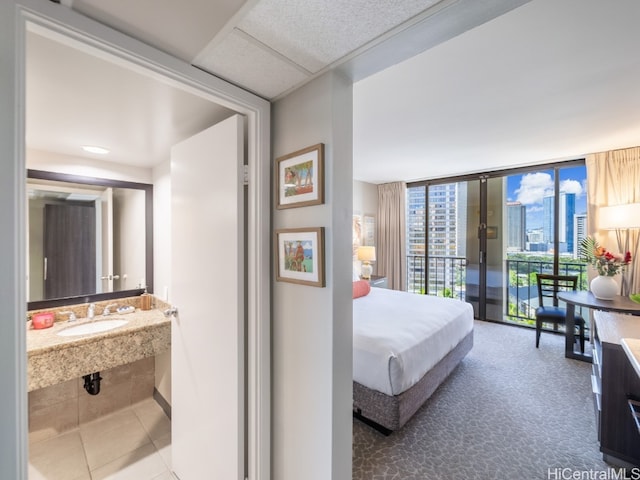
[535,274,585,353]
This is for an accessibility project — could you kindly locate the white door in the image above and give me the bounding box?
[170,114,245,480]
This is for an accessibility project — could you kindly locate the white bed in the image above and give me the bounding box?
[353,286,474,432]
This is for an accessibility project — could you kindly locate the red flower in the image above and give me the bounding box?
[581,236,633,276]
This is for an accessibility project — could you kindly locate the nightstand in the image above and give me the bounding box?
[366,275,388,289]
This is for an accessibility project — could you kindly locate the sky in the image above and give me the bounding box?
[506,165,587,231]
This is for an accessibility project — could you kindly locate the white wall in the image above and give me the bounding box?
[353,180,377,217]
[272,71,353,480]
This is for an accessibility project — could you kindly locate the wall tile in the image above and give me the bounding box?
[29,400,78,444]
[29,379,78,412]
[30,358,156,438]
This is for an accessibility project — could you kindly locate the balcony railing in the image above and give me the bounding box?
[406,255,589,325]
[505,258,588,324]
[406,255,467,300]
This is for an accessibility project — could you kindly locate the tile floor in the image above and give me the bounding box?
[29,397,175,480]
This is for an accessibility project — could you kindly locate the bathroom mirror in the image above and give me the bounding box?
[27,169,153,310]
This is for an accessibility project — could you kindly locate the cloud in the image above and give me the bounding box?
[514,173,585,205]
[303,242,313,250]
[560,179,583,196]
[515,172,553,205]
[526,205,543,214]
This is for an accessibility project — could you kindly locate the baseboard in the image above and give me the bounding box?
[153,387,171,420]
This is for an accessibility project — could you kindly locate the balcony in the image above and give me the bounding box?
[406,255,589,326]
[505,257,588,325]
[407,255,467,300]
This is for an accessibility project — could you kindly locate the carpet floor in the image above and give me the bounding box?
[352,319,611,480]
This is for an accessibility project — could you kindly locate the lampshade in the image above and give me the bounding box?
[599,203,640,230]
[357,246,376,263]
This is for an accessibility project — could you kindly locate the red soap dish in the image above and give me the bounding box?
[32,312,55,329]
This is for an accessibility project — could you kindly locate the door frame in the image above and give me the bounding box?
[8,2,271,479]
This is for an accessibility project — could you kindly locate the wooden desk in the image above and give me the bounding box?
[557,291,640,362]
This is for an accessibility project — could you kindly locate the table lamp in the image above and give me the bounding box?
[357,246,376,280]
[599,202,640,296]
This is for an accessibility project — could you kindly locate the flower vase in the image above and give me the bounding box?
[590,275,618,300]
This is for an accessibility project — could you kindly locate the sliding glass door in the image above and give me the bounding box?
[406,178,504,320]
[504,165,589,326]
[407,160,587,325]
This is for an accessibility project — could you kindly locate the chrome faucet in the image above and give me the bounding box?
[59,311,76,322]
[87,303,95,320]
[102,304,117,316]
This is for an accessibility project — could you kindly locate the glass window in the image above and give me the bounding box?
[407,161,587,328]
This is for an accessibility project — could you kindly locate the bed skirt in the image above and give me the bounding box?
[353,329,473,433]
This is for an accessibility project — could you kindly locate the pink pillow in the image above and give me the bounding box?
[353,280,371,299]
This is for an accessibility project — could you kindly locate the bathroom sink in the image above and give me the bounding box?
[57,319,129,337]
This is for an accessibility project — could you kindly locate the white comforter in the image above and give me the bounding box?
[353,288,474,396]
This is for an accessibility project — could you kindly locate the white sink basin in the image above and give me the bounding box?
[57,318,128,337]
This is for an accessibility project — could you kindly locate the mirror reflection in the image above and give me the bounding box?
[27,170,152,306]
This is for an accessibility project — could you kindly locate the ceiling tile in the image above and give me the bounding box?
[237,0,442,73]
[196,29,310,99]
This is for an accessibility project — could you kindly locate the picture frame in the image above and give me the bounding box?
[275,227,325,287]
[276,143,324,209]
[363,215,375,246]
[352,212,362,258]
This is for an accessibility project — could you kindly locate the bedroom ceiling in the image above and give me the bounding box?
[28,0,640,182]
[353,0,640,183]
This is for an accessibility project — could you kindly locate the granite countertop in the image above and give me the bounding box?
[27,307,169,356]
[27,297,171,391]
[621,338,640,379]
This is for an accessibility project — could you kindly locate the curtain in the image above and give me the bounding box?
[377,182,406,290]
[586,146,640,294]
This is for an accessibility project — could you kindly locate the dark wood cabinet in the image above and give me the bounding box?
[593,312,640,467]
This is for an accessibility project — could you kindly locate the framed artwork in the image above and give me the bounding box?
[363,215,375,246]
[275,227,325,287]
[352,213,362,258]
[276,143,324,209]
